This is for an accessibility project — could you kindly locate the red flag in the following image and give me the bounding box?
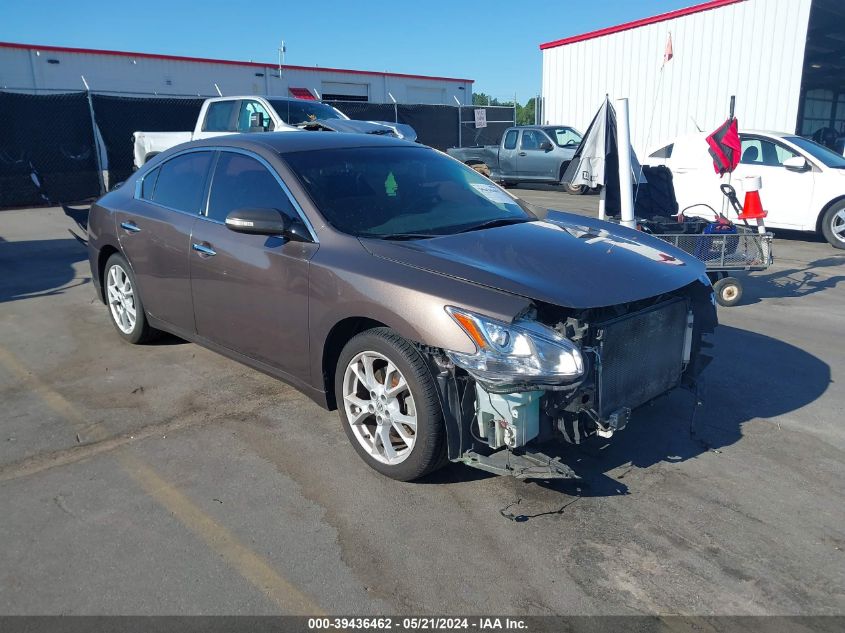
[706,118,741,175]
[663,33,674,64]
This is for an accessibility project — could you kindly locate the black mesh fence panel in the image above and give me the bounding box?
[0,91,100,207]
[397,104,458,151]
[329,101,397,123]
[459,106,515,148]
[0,93,512,208]
[92,94,204,186]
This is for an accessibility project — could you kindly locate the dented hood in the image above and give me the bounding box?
[360,211,706,309]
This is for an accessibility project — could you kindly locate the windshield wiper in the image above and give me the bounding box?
[359,232,439,241]
[455,217,530,234]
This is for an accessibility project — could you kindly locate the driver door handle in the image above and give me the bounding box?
[518,152,527,156]
[192,242,216,257]
[120,221,141,233]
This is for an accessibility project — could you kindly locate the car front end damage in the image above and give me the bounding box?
[423,278,716,479]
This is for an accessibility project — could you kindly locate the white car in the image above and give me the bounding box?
[646,130,845,249]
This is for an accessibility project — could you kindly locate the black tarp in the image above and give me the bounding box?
[0,91,100,207]
[92,94,203,186]
[397,104,458,151]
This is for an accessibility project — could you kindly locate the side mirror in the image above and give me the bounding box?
[783,156,810,172]
[248,112,267,133]
[225,207,291,235]
[539,140,553,151]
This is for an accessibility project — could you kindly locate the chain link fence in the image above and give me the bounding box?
[0,92,517,208]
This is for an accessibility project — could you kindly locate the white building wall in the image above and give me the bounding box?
[541,0,812,156]
[0,45,473,104]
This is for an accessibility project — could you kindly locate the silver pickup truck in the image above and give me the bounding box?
[447,125,586,193]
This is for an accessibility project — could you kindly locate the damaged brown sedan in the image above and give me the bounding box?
[88,133,716,481]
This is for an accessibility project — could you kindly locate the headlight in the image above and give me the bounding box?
[445,306,584,389]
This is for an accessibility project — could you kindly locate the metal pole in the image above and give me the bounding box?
[454,95,462,148]
[598,187,607,221]
[616,98,635,229]
[81,75,106,195]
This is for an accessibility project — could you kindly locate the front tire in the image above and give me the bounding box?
[335,328,446,481]
[104,253,159,344]
[821,201,845,249]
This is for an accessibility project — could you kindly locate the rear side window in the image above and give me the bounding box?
[203,101,236,132]
[206,152,296,223]
[152,152,213,213]
[649,144,674,159]
[140,167,159,200]
[503,130,518,150]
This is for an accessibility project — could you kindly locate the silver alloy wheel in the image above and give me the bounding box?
[106,264,137,334]
[831,209,845,243]
[342,351,417,465]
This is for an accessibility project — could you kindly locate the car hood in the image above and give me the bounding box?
[299,118,401,136]
[360,211,706,309]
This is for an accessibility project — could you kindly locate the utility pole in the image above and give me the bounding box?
[278,40,286,75]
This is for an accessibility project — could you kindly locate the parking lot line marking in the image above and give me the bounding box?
[0,344,324,615]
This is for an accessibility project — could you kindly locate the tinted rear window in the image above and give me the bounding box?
[152,152,213,213]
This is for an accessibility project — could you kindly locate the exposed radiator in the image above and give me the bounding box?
[596,298,689,418]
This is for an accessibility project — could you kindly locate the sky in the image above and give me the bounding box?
[2,0,699,102]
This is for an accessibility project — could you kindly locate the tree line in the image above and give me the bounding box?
[472,93,538,126]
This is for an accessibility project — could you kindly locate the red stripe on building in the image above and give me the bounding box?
[0,41,473,84]
[539,0,746,50]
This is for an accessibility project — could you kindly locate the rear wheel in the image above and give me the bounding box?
[335,328,446,481]
[821,201,845,249]
[104,253,159,344]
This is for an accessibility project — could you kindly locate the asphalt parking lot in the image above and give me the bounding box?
[1,187,844,616]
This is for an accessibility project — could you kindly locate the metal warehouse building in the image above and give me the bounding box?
[541,0,845,155]
[0,41,473,104]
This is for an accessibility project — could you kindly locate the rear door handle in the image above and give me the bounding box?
[518,152,527,156]
[120,221,141,233]
[192,242,216,257]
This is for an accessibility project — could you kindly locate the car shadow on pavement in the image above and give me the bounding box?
[426,324,831,509]
[0,237,90,303]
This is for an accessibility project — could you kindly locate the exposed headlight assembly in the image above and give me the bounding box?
[445,306,585,390]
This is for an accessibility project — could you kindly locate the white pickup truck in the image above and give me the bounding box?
[132,95,416,169]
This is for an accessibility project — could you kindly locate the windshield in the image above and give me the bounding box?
[283,146,533,238]
[543,126,582,148]
[784,135,845,168]
[268,99,343,125]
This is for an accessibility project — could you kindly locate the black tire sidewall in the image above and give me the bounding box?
[821,202,845,250]
[334,328,445,481]
[104,253,150,344]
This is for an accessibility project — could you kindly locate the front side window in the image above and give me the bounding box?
[520,129,547,151]
[203,101,237,132]
[544,126,582,148]
[152,152,213,213]
[207,152,296,223]
[237,100,274,132]
[503,130,518,150]
[283,146,532,238]
[740,137,798,167]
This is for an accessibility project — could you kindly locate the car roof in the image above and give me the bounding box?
[185,131,415,154]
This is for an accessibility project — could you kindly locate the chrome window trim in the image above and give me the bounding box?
[197,146,319,243]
